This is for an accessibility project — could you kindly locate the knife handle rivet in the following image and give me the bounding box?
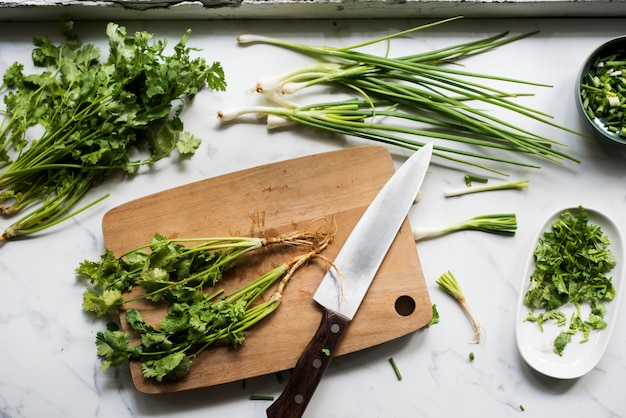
[294,394,305,404]
[312,359,322,368]
[330,323,341,333]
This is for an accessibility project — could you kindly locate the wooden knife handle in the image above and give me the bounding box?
[266,309,350,418]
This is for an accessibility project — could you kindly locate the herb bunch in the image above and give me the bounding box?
[524,206,616,355]
[0,22,226,242]
[79,228,332,381]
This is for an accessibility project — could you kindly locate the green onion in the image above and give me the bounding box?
[436,270,482,343]
[580,50,626,136]
[464,173,489,187]
[444,179,528,197]
[388,357,403,381]
[413,213,517,241]
[222,17,582,175]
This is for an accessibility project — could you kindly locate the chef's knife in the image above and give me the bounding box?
[266,142,433,418]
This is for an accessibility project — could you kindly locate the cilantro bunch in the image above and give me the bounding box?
[79,229,333,382]
[0,22,226,242]
[524,206,616,355]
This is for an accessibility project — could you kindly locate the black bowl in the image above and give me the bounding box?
[576,36,626,144]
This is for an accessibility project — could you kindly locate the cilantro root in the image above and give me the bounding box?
[0,21,226,243]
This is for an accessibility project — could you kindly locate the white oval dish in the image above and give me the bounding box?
[515,206,624,379]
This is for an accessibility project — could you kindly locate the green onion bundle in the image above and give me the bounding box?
[220,17,581,175]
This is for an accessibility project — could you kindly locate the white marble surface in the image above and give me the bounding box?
[1,17,626,418]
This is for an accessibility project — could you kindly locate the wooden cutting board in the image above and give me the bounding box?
[102,146,432,394]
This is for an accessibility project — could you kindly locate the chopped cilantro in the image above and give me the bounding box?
[524,206,616,355]
[427,304,440,326]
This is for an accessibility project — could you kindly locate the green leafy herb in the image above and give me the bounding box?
[413,213,517,241]
[436,270,482,343]
[428,304,440,326]
[81,228,333,381]
[220,17,582,176]
[0,22,226,243]
[523,206,616,355]
[469,352,475,362]
[78,230,328,316]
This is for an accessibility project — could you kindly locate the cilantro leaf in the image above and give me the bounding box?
[142,352,191,382]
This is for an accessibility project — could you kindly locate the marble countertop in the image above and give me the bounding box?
[1,17,625,418]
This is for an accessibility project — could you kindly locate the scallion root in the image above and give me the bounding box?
[436,270,483,344]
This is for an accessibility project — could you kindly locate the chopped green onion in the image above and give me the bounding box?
[464,173,489,187]
[388,357,403,381]
[413,213,517,241]
[469,352,475,362]
[580,49,626,136]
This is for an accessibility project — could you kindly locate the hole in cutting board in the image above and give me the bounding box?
[395,295,416,316]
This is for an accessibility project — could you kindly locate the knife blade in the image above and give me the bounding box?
[266,142,433,418]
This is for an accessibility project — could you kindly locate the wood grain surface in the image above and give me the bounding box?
[102,146,432,393]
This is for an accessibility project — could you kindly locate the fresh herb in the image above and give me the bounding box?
[523,206,616,355]
[0,22,226,243]
[436,270,482,343]
[580,50,626,136]
[80,228,333,381]
[469,352,475,362]
[444,180,529,197]
[413,213,517,241]
[321,348,331,357]
[220,17,581,176]
[520,404,525,411]
[388,357,402,381]
[428,304,440,326]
